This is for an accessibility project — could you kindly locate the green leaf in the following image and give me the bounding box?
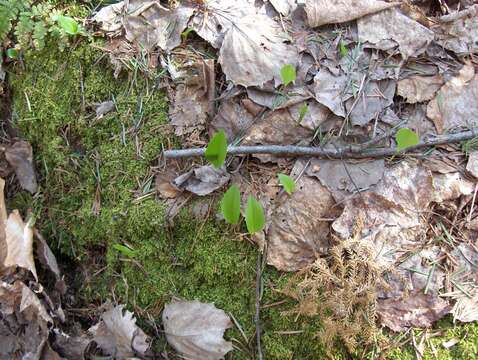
[298,103,308,123]
[395,128,420,152]
[6,48,18,59]
[181,27,194,40]
[280,64,296,87]
[278,173,296,195]
[205,130,228,168]
[112,244,136,257]
[339,40,349,57]
[221,185,241,224]
[245,196,265,234]
[56,15,79,35]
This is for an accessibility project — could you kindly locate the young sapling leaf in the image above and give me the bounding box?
[298,103,308,123]
[205,130,227,169]
[245,196,265,234]
[395,128,419,152]
[112,244,136,257]
[6,48,18,59]
[339,40,349,57]
[280,64,296,87]
[221,185,241,224]
[278,173,296,195]
[56,15,79,35]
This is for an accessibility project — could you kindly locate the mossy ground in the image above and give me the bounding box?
[5,20,478,360]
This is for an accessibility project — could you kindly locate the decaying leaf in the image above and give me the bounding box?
[431,172,474,203]
[466,151,478,178]
[89,304,150,359]
[307,159,385,201]
[242,109,312,162]
[358,7,434,58]
[427,64,478,133]
[169,60,215,136]
[173,165,230,196]
[162,299,233,360]
[94,100,116,119]
[92,1,125,33]
[289,100,331,131]
[52,330,91,360]
[304,0,398,27]
[397,75,444,104]
[218,14,298,87]
[312,68,351,117]
[155,164,182,199]
[5,141,38,194]
[2,210,37,281]
[266,161,335,271]
[246,85,312,110]
[377,291,451,332]
[435,5,478,55]
[209,98,261,141]
[269,0,298,15]
[190,0,258,48]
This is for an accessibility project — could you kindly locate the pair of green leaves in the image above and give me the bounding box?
[221,174,296,233]
[220,186,265,234]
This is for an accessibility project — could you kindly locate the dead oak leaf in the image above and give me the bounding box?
[218,14,298,87]
[162,299,233,360]
[304,0,398,27]
[89,304,150,359]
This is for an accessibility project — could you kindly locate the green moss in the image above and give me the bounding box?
[7,33,478,360]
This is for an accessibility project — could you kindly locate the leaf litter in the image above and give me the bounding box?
[3,0,478,358]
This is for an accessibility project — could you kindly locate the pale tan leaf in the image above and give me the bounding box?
[173,166,230,196]
[162,300,233,360]
[358,8,434,58]
[269,0,298,15]
[427,64,478,133]
[312,68,352,117]
[218,14,298,87]
[397,75,444,104]
[466,151,478,178]
[89,304,150,359]
[304,0,398,27]
[431,172,474,203]
[5,141,38,194]
[92,1,125,33]
[266,161,336,271]
[2,211,37,281]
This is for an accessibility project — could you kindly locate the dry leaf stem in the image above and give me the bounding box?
[164,127,478,159]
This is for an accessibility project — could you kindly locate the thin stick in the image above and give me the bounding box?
[255,252,263,360]
[164,128,478,159]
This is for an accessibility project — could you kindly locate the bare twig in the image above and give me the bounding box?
[164,128,478,159]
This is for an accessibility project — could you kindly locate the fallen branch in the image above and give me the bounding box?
[163,128,478,159]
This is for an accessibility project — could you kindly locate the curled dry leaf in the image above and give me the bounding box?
[377,291,451,332]
[246,85,312,110]
[304,0,397,27]
[5,141,38,194]
[2,210,37,281]
[427,64,478,133]
[218,14,298,87]
[266,161,336,271]
[397,75,444,104]
[358,8,434,59]
[88,304,150,359]
[162,299,233,360]
[173,165,230,196]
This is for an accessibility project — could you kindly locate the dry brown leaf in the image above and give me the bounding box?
[173,165,230,196]
[209,98,260,141]
[89,304,150,359]
[358,8,434,58]
[246,85,312,110]
[269,0,298,15]
[162,299,233,360]
[190,0,258,48]
[2,211,37,281]
[312,68,352,117]
[289,100,331,131]
[307,159,385,201]
[377,291,451,332]
[218,14,298,87]
[92,1,125,33]
[397,75,444,104]
[52,330,91,360]
[431,172,474,203]
[169,60,215,136]
[427,64,478,133]
[435,5,478,55]
[466,151,478,178]
[156,165,182,199]
[266,161,335,271]
[243,109,312,163]
[5,141,38,194]
[304,0,398,27]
